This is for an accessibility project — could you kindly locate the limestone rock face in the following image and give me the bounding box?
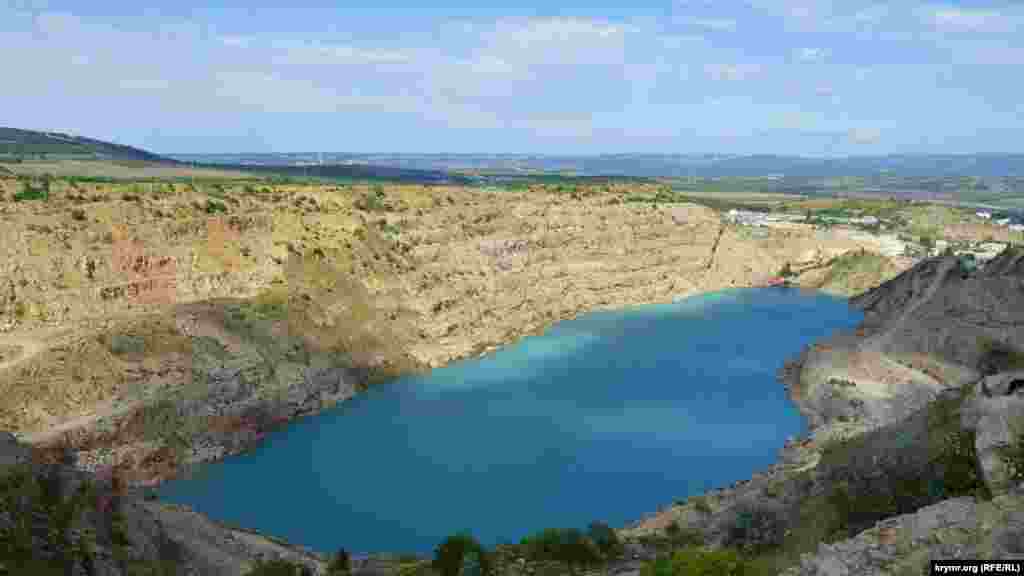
[786,247,1024,436]
[962,372,1024,498]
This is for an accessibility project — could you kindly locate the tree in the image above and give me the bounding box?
[433,533,492,576]
[587,521,623,559]
[328,548,351,575]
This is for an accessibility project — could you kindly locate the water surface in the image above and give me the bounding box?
[159,288,862,554]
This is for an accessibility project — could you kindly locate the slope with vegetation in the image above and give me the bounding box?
[17,146,1024,574]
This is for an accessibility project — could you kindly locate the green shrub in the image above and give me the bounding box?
[520,528,602,572]
[327,548,351,575]
[204,199,228,214]
[640,547,752,576]
[723,506,786,555]
[356,186,388,212]
[587,521,623,558]
[243,558,313,576]
[666,522,705,548]
[13,181,48,202]
[108,333,147,356]
[692,496,713,516]
[994,432,1024,486]
[433,533,492,576]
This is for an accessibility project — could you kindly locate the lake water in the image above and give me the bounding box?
[158,287,863,555]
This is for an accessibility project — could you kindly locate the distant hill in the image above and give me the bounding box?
[170,152,1024,178]
[0,127,172,163]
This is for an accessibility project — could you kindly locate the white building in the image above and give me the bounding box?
[977,211,993,219]
[725,209,769,227]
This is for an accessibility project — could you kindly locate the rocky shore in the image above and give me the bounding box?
[621,247,1024,575]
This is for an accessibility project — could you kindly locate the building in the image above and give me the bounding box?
[977,211,993,219]
[725,209,769,227]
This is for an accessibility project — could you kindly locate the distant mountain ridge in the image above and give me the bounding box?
[5,126,1021,178]
[0,127,172,163]
[170,152,1024,178]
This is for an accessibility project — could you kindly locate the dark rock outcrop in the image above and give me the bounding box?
[0,434,326,575]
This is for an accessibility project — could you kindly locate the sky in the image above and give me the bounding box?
[1,0,1023,155]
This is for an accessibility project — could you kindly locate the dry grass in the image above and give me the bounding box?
[0,314,193,432]
[0,159,256,180]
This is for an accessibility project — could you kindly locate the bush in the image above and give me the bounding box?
[204,199,228,214]
[723,505,787,555]
[13,181,48,202]
[692,496,713,516]
[356,186,388,212]
[243,558,314,576]
[520,528,602,572]
[433,533,492,576]
[640,547,752,576]
[328,548,351,575]
[587,521,624,558]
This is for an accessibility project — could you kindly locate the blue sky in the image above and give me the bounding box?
[2,0,1023,155]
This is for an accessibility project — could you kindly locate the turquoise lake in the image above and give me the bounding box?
[158,287,863,555]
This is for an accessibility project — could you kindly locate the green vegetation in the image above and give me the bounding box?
[666,521,706,548]
[12,176,50,202]
[994,432,1024,486]
[817,389,989,541]
[328,548,351,575]
[977,337,1024,373]
[814,250,896,297]
[691,495,713,516]
[0,462,181,576]
[640,547,754,576]
[355,186,388,211]
[243,558,314,576]
[204,198,229,214]
[510,522,624,571]
[433,533,493,576]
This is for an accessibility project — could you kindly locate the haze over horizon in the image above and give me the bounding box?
[3,0,1023,156]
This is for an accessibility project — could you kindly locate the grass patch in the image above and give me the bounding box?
[814,250,898,296]
[640,546,756,576]
[692,495,713,516]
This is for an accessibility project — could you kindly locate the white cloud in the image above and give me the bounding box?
[847,127,882,144]
[796,47,827,62]
[219,35,251,48]
[705,63,762,82]
[693,18,737,32]
[928,7,1012,33]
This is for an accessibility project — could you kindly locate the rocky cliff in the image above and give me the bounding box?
[622,247,1024,575]
[0,180,908,485]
